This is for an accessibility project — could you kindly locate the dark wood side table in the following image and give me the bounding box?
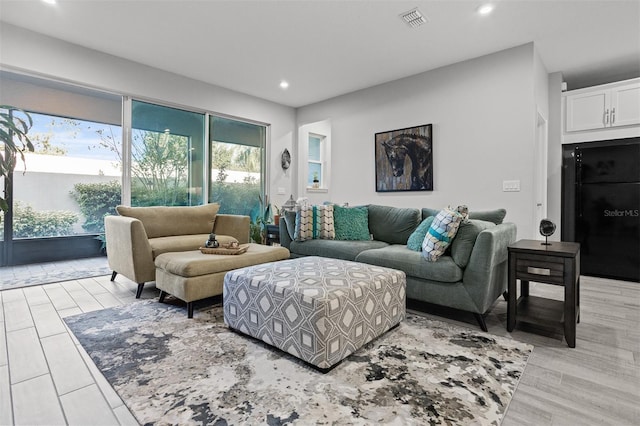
[507,239,581,347]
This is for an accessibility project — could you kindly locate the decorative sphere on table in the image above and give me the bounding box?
[539,219,556,245]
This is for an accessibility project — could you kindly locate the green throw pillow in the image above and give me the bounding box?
[333,205,370,240]
[406,216,434,251]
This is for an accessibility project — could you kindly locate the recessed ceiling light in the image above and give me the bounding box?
[477,4,494,16]
[41,0,57,4]
[279,80,289,90]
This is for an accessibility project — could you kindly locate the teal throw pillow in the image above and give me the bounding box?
[333,205,370,241]
[283,210,297,240]
[406,216,434,251]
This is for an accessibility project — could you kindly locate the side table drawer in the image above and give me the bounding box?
[515,256,564,284]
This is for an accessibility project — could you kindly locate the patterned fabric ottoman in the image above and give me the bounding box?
[223,256,406,370]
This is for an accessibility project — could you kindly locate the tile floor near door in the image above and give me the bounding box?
[0,267,639,425]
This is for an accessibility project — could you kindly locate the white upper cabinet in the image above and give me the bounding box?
[611,83,640,128]
[565,89,610,132]
[565,79,640,132]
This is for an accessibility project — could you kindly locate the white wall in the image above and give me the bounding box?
[297,44,538,238]
[0,23,297,210]
[547,72,565,241]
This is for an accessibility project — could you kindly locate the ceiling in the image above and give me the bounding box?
[1,0,639,107]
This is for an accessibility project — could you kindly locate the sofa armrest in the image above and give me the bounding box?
[213,214,251,244]
[463,222,517,313]
[104,215,155,284]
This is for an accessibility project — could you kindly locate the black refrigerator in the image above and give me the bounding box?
[562,138,640,282]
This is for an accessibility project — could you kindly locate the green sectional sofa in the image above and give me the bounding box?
[279,204,517,330]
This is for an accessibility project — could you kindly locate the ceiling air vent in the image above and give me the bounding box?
[400,8,427,28]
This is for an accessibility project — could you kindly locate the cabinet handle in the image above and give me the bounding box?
[611,107,615,124]
[527,266,551,276]
[604,109,609,125]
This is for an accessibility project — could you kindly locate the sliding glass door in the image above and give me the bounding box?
[131,100,205,206]
[209,116,266,218]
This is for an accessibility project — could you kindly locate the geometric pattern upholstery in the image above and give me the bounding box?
[294,204,335,241]
[421,206,467,262]
[223,256,406,369]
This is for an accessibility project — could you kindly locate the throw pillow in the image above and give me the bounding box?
[406,216,434,251]
[333,205,370,241]
[422,207,466,262]
[294,205,335,241]
[283,210,297,240]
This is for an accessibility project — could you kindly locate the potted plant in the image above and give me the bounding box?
[0,105,34,216]
[312,172,320,189]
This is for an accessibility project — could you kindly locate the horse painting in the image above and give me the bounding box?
[378,130,433,191]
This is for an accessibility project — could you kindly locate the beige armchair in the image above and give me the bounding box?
[104,204,250,298]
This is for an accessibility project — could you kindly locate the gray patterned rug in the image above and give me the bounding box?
[65,300,532,425]
[0,256,110,291]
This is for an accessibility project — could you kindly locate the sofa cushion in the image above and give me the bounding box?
[406,216,434,251]
[290,239,388,261]
[116,204,220,238]
[356,245,463,283]
[149,234,209,258]
[450,220,495,268]
[421,208,440,221]
[368,205,422,245]
[294,204,335,241]
[469,209,507,224]
[422,207,466,262]
[333,205,370,240]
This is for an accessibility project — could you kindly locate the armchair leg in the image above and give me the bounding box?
[474,313,488,332]
[135,283,145,299]
[110,271,118,281]
[159,291,167,303]
[187,302,194,319]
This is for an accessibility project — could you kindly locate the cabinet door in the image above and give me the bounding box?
[611,82,640,127]
[565,89,609,132]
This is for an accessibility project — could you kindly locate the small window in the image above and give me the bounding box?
[308,133,325,188]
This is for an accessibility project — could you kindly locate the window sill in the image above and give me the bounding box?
[306,187,328,193]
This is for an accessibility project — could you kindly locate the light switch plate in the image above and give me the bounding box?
[277,187,286,195]
[502,180,520,192]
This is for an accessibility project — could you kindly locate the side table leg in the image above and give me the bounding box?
[507,255,517,332]
[564,261,577,348]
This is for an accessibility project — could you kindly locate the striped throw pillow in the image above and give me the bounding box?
[294,204,335,241]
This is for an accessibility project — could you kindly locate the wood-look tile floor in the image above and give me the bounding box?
[0,269,638,425]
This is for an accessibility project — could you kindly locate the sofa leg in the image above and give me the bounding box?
[187,302,194,319]
[110,271,118,281]
[502,291,508,301]
[135,283,145,299]
[474,313,488,332]
[159,291,166,303]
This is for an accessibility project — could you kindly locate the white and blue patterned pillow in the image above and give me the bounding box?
[294,204,335,241]
[421,206,468,262]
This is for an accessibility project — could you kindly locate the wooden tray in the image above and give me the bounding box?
[199,244,249,255]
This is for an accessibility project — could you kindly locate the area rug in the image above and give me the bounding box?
[0,257,111,291]
[65,300,532,425]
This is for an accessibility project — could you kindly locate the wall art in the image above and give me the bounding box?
[375,123,433,192]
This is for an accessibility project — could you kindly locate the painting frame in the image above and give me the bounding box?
[375,123,433,192]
